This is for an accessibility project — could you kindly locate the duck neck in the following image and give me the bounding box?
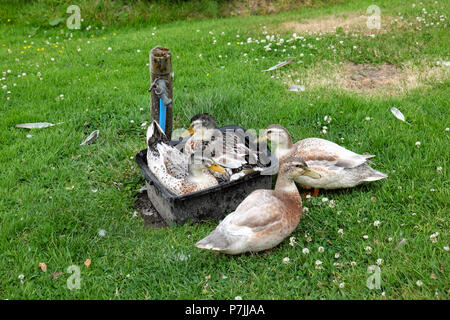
[275,172,298,193]
[194,127,214,141]
[273,136,293,159]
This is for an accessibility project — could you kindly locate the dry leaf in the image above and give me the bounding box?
[38,262,47,272]
[52,271,62,280]
[390,107,406,122]
[84,258,91,267]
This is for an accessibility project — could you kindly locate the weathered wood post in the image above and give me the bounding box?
[149,46,173,140]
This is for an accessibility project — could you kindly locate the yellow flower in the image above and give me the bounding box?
[206,73,210,77]
[102,37,106,40]
[37,48,40,52]
[7,19,11,22]
[90,35,94,38]
[41,48,45,51]
[236,42,240,44]
[20,51,24,54]
[113,33,117,36]
[27,45,30,48]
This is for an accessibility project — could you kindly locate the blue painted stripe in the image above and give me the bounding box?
[159,98,166,132]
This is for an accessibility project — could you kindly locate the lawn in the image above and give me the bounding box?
[0,0,448,299]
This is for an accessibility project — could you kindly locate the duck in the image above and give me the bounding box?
[195,156,321,254]
[146,120,226,196]
[256,124,388,196]
[181,113,259,170]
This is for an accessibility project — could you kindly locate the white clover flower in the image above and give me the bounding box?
[365,246,373,254]
[443,246,449,251]
[18,274,25,280]
[289,237,296,247]
[436,166,442,174]
[415,141,421,147]
[374,220,381,228]
[328,200,336,208]
[282,257,290,264]
[334,252,340,259]
[302,248,310,254]
[388,237,393,242]
[339,282,345,288]
[416,280,423,287]
[98,229,106,237]
[363,235,369,239]
[322,197,329,203]
[315,260,323,269]
[318,246,324,253]
[303,207,309,213]
[338,229,344,236]
[430,232,439,243]
[376,258,383,265]
[350,261,357,267]
[235,296,242,300]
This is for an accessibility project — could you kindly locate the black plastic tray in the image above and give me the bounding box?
[135,125,277,225]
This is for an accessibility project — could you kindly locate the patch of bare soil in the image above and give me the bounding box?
[285,61,448,95]
[340,63,405,93]
[135,189,166,229]
[338,62,448,94]
[280,12,407,35]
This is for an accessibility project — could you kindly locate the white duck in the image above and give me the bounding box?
[257,124,388,196]
[146,121,226,196]
[195,157,321,254]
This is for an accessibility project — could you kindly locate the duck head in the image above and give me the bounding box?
[281,157,321,180]
[257,124,293,159]
[181,113,218,138]
[276,156,321,191]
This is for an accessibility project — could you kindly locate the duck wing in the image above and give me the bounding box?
[209,131,258,169]
[296,138,375,168]
[228,190,285,231]
[195,190,285,252]
[157,143,189,179]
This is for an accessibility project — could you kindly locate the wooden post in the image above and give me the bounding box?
[150,46,173,140]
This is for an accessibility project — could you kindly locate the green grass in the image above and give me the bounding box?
[0,0,449,299]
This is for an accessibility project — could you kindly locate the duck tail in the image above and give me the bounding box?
[195,229,231,252]
[147,120,169,150]
[362,166,388,182]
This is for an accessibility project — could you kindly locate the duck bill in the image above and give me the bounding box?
[208,163,226,174]
[180,126,194,138]
[303,168,321,179]
[255,133,268,144]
